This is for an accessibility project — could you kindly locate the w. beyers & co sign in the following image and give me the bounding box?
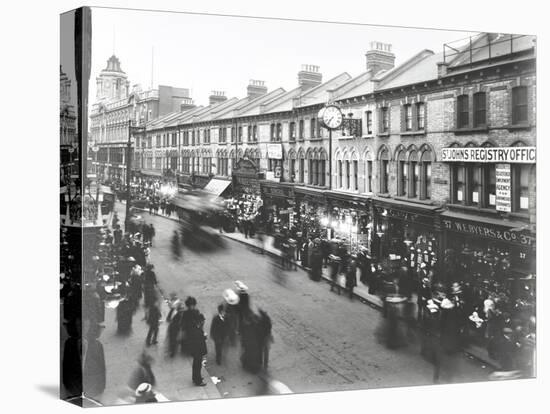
[441,147,536,163]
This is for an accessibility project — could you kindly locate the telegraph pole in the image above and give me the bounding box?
[125,119,133,231]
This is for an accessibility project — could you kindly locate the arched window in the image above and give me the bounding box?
[335,151,343,189]
[319,149,327,187]
[351,152,359,191]
[379,147,390,194]
[297,149,305,183]
[409,150,419,198]
[288,150,297,183]
[363,150,374,193]
[396,149,407,196]
[421,149,433,200]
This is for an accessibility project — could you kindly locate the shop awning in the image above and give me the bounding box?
[203,178,232,197]
[140,169,163,177]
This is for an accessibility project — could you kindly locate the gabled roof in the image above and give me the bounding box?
[293,72,353,108]
[332,70,375,102]
[233,88,287,117]
[261,87,303,114]
[376,49,439,90]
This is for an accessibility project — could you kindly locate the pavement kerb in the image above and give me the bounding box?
[127,205,500,370]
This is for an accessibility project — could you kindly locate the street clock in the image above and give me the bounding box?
[318,104,344,130]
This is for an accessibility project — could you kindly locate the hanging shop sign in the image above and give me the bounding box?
[267,143,283,159]
[495,163,512,212]
[441,147,536,163]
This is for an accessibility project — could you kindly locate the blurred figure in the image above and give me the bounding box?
[222,289,240,345]
[494,327,521,371]
[83,323,106,398]
[142,264,158,310]
[240,311,261,373]
[149,224,156,246]
[258,309,274,370]
[62,319,82,398]
[210,304,228,365]
[116,297,133,335]
[145,301,162,347]
[345,258,357,299]
[171,230,181,260]
[128,352,156,392]
[181,296,204,354]
[166,301,184,358]
[188,314,208,386]
[309,239,323,282]
[328,254,341,294]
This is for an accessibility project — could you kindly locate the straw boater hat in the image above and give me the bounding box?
[440,298,455,309]
[451,282,463,294]
[426,299,439,313]
[135,383,153,397]
[223,288,240,305]
[234,280,248,292]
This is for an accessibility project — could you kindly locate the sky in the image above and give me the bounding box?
[89,7,479,108]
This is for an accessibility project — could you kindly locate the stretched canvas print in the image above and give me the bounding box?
[60,6,537,407]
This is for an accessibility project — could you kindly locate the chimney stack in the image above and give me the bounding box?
[366,42,395,75]
[180,97,195,112]
[209,90,227,106]
[247,80,267,99]
[298,64,322,90]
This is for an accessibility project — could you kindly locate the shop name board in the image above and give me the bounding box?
[495,163,511,212]
[441,147,536,163]
[267,143,283,159]
[262,186,294,199]
[442,219,535,246]
[235,176,260,190]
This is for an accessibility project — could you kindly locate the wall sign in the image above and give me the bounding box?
[495,163,511,212]
[267,143,283,159]
[442,218,535,247]
[441,147,536,163]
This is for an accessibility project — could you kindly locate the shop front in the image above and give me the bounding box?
[371,198,442,275]
[260,181,296,234]
[440,210,535,294]
[232,158,264,197]
[294,186,328,239]
[324,191,373,256]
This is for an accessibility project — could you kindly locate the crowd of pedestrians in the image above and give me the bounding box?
[61,206,276,405]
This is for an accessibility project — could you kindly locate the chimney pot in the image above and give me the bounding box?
[366,41,395,74]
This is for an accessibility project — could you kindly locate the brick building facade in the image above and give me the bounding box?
[133,32,536,279]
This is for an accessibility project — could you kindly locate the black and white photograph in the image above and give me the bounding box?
[57,4,541,408]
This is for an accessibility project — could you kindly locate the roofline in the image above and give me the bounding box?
[376,49,435,88]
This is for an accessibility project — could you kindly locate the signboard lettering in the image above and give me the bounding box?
[441,147,536,163]
[442,219,535,246]
[495,163,511,212]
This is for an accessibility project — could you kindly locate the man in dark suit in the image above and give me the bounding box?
[188,315,207,386]
[210,304,228,365]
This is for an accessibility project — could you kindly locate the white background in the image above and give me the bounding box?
[0,0,547,412]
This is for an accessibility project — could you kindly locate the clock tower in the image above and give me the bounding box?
[95,55,130,102]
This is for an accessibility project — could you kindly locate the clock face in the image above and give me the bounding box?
[321,105,343,129]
